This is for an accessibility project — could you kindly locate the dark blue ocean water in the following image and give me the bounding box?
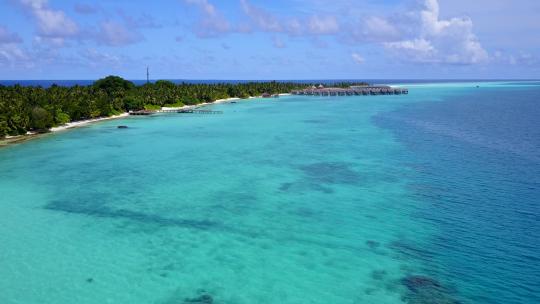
[1,79,536,88]
[375,83,540,303]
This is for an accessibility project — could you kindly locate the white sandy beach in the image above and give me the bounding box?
[50,113,130,133]
[161,97,242,111]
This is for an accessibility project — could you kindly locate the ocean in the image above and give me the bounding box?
[0,81,538,303]
[1,79,533,88]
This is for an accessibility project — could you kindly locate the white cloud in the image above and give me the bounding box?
[240,0,282,32]
[240,0,340,36]
[81,48,122,67]
[286,18,303,35]
[118,11,162,29]
[307,16,339,35]
[0,25,28,68]
[0,26,23,43]
[384,38,435,62]
[362,16,400,41]
[493,50,538,66]
[184,0,232,38]
[351,52,365,64]
[185,0,217,16]
[15,1,147,47]
[19,0,79,40]
[384,0,488,64]
[96,21,144,46]
[0,44,33,68]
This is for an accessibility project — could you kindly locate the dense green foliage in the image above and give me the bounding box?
[0,76,367,138]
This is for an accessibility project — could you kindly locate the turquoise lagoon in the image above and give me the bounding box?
[0,82,538,303]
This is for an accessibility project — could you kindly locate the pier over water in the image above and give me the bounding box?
[129,109,223,116]
[292,85,408,96]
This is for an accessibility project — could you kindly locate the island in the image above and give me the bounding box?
[0,76,409,146]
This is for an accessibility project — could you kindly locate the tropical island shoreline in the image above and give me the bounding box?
[0,93,294,148]
[1,75,372,148]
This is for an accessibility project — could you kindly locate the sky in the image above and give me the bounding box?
[0,0,539,80]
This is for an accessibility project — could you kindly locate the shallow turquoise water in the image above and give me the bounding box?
[1,82,538,303]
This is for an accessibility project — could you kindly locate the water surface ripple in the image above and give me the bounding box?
[0,81,538,304]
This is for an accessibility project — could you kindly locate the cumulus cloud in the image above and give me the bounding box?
[385,38,435,62]
[96,21,144,46]
[349,16,401,42]
[183,0,341,38]
[15,0,147,47]
[307,15,339,35]
[383,0,488,64]
[0,25,29,67]
[0,44,32,67]
[240,0,281,32]
[18,0,79,40]
[183,0,232,38]
[240,0,339,36]
[118,11,162,29]
[492,50,538,66]
[0,26,23,43]
[81,48,122,67]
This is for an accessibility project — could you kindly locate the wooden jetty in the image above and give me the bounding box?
[129,110,155,116]
[129,108,223,116]
[160,109,223,114]
[291,85,408,96]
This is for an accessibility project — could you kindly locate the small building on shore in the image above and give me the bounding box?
[262,93,272,98]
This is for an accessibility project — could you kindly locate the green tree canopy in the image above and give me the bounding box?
[30,106,54,132]
[93,76,135,95]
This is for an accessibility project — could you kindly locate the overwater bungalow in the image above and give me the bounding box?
[291,85,408,96]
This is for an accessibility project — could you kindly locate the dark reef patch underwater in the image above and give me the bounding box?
[401,275,460,304]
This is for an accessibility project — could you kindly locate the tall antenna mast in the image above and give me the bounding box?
[146,66,149,84]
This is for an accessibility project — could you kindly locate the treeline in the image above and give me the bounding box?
[0,76,368,138]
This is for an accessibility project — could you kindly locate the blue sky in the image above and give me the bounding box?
[0,0,539,80]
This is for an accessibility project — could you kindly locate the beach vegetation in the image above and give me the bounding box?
[164,101,185,108]
[30,106,54,132]
[55,111,71,125]
[144,104,161,111]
